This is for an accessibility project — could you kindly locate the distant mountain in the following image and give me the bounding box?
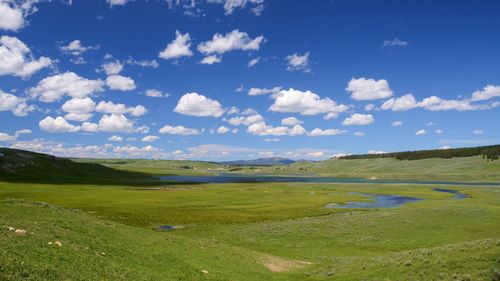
[222,157,296,166]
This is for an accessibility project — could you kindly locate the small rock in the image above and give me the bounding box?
[8,226,15,232]
[48,242,52,245]
[15,229,27,236]
[201,269,209,274]
[55,240,62,247]
[101,252,106,256]
[403,260,412,266]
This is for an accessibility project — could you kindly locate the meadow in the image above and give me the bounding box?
[1,148,499,280]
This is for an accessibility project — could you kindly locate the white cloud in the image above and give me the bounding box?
[125,58,159,68]
[248,86,281,96]
[269,88,349,116]
[200,55,222,65]
[39,116,80,133]
[382,38,408,47]
[435,129,443,134]
[470,85,500,101]
[174,92,225,117]
[247,122,306,136]
[368,150,386,155]
[96,101,127,115]
[159,125,201,136]
[127,105,147,117]
[354,131,366,137]
[281,117,302,126]
[227,106,239,114]
[346,77,393,101]
[198,29,265,55]
[61,97,96,114]
[473,130,484,135]
[381,94,418,111]
[206,0,264,15]
[142,135,160,142]
[101,60,124,75]
[415,129,426,135]
[106,75,136,91]
[159,31,193,60]
[307,128,347,137]
[216,125,230,134]
[29,72,104,102]
[0,128,31,142]
[391,121,403,126]
[145,89,169,98]
[364,103,376,111]
[227,113,264,126]
[107,0,129,6]
[248,57,260,67]
[0,89,33,116]
[108,135,123,142]
[0,1,39,31]
[95,114,134,133]
[342,113,375,126]
[64,113,93,122]
[60,40,98,56]
[286,52,310,72]
[0,35,53,78]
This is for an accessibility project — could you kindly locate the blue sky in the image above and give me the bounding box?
[0,0,499,160]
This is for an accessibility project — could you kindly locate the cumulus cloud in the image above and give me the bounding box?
[95,114,135,133]
[346,77,393,100]
[216,125,230,134]
[145,89,169,98]
[206,0,264,15]
[227,113,264,126]
[174,92,225,117]
[107,0,129,6]
[307,128,347,137]
[415,129,426,135]
[391,120,403,127]
[269,88,349,117]
[286,52,310,72]
[159,125,201,136]
[61,97,96,114]
[342,113,374,126]
[470,85,500,101]
[381,94,418,111]
[281,117,302,126]
[106,75,136,91]
[200,55,222,65]
[0,35,53,78]
[142,135,160,142]
[0,0,39,31]
[247,122,306,136]
[198,29,265,55]
[60,40,99,56]
[96,100,127,115]
[108,135,123,142]
[101,60,124,75]
[248,86,281,96]
[0,89,33,116]
[159,31,193,60]
[125,58,159,68]
[29,72,105,102]
[0,128,31,142]
[39,116,80,133]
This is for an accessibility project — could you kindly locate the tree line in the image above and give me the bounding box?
[338,145,500,161]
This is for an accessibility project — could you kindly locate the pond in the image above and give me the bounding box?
[325,193,422,209]
[159,174,500,186]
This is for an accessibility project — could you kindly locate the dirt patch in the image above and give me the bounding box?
[260,254,311,272]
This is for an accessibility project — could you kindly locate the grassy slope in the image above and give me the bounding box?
[74,158,225,175]
[251,156,500,182]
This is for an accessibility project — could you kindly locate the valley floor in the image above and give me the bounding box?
[1,180,499,280]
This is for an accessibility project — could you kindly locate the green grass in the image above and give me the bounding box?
[1,181,499,280]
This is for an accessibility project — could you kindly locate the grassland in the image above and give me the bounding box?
[1,148,499,280]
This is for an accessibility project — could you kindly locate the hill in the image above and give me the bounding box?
[223,157,296,166]
[0,147,150,184]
